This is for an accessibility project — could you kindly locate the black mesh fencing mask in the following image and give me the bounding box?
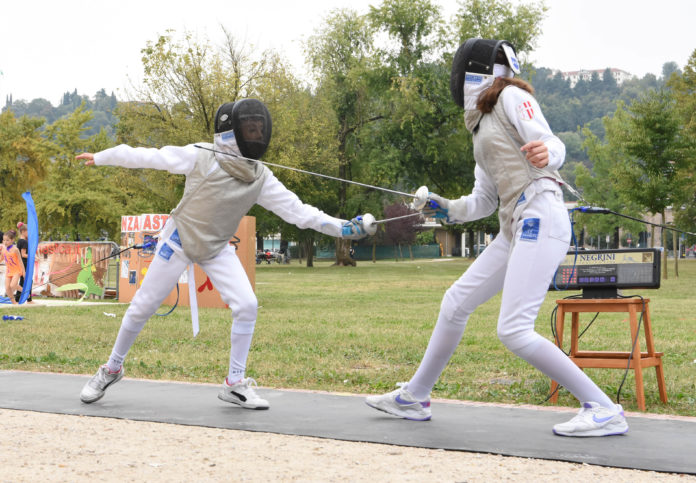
[230,99,272,159]
[450,39,520,108]
[214,102,236,134]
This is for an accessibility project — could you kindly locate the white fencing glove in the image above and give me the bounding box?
[341,214,376,240]
[422,193,450,220]
[422,193,465,224]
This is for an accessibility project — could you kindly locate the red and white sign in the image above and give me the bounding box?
[121,214,170,233]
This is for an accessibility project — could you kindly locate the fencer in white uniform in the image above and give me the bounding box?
[365,39,628,437]
[77,99,371,409]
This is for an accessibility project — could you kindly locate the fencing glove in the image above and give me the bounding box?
[341,215,374,240]
[422,193,466,224]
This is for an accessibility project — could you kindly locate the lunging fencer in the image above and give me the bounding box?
[76,99,371,409]
[365,39,628,437]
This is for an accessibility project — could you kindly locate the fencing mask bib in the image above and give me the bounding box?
[450,38,521,110]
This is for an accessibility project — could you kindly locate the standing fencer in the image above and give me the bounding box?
[365,39,628,437]
[77,98,371,409]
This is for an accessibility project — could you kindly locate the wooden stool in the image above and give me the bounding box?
[550,298,667,411]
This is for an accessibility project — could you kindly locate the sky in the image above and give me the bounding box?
[1,0,694,106]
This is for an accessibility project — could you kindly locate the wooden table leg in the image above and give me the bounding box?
[629,304,646,411]
[549,299,665,411]
[641,302,668,403]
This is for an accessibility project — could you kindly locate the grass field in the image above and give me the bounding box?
[1,257,694,416]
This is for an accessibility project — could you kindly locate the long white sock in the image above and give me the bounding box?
[514,336,615,408]
[227,332,253,383]
[106,325,140,372]
[407,320,467,400]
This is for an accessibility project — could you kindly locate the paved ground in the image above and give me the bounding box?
[1,370,694,475]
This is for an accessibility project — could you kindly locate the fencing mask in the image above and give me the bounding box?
[450,39,521,109]
[214,98,272,159]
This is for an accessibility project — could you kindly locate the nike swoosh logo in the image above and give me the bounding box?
[395,394,429,408]
[394,394,413,406]
[593,414,615,423]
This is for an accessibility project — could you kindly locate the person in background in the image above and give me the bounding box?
[2,230,24,305]
[15,222,33,303]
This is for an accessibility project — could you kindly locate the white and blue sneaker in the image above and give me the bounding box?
[365,384,431,421]
[218,377,269,409]
[553,401,629,437]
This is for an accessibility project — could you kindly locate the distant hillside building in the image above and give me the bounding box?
[553,68,633,88]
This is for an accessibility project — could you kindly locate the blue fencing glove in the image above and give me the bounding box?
[342,216,369,240]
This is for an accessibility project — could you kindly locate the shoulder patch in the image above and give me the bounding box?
[516,101,535,121]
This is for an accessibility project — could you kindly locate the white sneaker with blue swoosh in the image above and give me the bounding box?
[365,384,431,421]
[553,401,628,437]
[218,377,269,409]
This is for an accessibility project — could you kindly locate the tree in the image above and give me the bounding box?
[602,92,690,277]
[114,28,278,215]
[0,110,50,227]
[601,67,619,95]
[666,49,696,243]
[357,0,472,211]
[306,8,380,265]
[118,28,274,147]
[662,61,681,81]
[576,125,643,250]
[382,202,421,260]
[34,106,126,240]
[251,63,342,267]
[589,70,603,92]
[368,0,444,76]
[452,0,547,52]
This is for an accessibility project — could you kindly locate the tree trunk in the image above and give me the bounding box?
[297,241,305,264]
[303,238,315,267]
[673,229,679,278]
[467,229,475,258]
[334,238,355,266]
[661,210,668,280]
[372,240,376,263]
[613,226,620,249]
[408,244,413,261]
[650,225,655,248]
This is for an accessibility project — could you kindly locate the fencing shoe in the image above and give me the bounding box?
[218,377,269,409]
[365,384,431,421]
[80,365,124,403]
[553,401,628,437]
